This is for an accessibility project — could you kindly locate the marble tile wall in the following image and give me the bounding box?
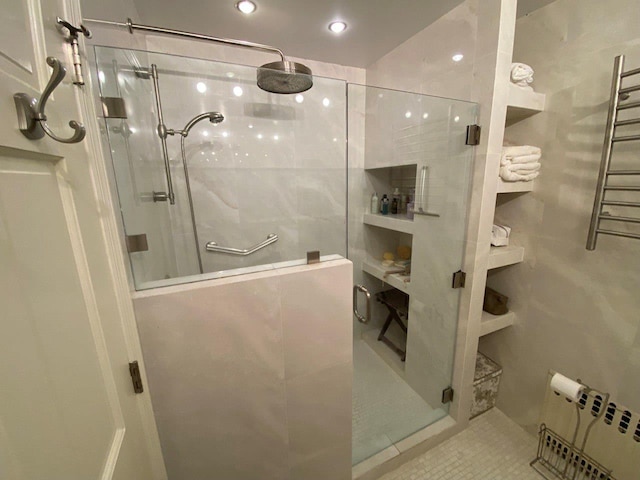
[363,0,517,427]
[132,258,353,480]
[479,0,640,433]
[365,0,479,101]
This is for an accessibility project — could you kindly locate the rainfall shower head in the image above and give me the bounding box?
[181,111,225,136]
[84,18,314,95]
[257,60,313,94]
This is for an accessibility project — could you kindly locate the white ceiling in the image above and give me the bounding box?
[87,0,557,68]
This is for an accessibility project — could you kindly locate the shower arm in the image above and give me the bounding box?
[84,18,287,62]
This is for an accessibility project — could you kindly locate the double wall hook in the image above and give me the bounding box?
[14,57,86,144]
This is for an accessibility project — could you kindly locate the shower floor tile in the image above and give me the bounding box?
[380,408,540,480]
[352,340,446,465]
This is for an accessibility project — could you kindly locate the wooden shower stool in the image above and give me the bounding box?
[375,290,409,361]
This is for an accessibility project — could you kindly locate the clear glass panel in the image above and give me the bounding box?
[348,84,476,464]
[95,46,347,290]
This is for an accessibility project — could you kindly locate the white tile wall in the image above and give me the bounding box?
[479,0,640,433]
[132,259,353,480]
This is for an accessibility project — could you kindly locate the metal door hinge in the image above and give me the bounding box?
[101,97,128,119]
[306,250,320,264]
[452,270,466,288]
[442,386,454,404]
[56,17,92,85]
[465,124,481,145]
[125,234,149,253]
[129,361,144,394]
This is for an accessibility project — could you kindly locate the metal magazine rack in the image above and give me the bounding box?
[531,379,613,480]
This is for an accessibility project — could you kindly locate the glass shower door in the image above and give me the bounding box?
[348,83,476,464]
[95,48,198,286]
[95,46,347,290]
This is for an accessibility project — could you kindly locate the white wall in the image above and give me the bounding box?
[132,259,353,480]
[480,0,640,432]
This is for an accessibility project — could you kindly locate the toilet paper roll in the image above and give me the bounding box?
[550,373,584,401]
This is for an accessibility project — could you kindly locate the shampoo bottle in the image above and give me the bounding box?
[381,194,390,215]
[370,192,379,214]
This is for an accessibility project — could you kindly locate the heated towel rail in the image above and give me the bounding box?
[587,55,640,250]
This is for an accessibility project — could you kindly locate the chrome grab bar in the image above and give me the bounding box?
[205,234,278,255]
[353,285,371,324]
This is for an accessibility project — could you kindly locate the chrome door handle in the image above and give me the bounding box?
[414,165,440,217]
[205,233,278,255]
[353,285,371,324]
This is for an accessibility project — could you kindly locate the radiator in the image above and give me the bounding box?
[531,373,640,480]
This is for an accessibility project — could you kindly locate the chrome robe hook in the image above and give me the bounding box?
[14,57,86,144]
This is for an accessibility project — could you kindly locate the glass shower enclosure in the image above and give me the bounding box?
[95,46,347,290]
[94,45,476,470]
[349,84,476,464]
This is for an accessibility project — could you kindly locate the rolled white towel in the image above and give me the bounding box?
[511,63,534,87]
[502,145,541,157]
[500,153,541,166]
[505,162,541,173]
[500,166,540,182]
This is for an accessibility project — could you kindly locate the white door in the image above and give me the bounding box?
[0,1,166,479]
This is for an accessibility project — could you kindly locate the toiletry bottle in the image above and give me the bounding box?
[370,192,379,214]
[406,197,414,220]
[391,188,400,214]
[380,194,389,215]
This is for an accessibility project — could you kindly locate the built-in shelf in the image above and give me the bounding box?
[480,310,515,337]
[506,84,546,124]
[497,178,534,193]
[362,258,410,294]
[363,213,414,234]
[488,245,525,269]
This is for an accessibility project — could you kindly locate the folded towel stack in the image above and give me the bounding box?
[510,63,534,91]
[500,145,541,182]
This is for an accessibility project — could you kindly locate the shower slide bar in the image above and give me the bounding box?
[586,54,640,250]
[205,234,278,255]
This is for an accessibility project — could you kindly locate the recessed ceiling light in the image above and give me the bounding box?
[405,111,412,118]
[322,98,331,107]
[452,53,464,62]
[196,82,207,93]
[233,86,243,97]
[454,116,460,122]
[423,113,429,119]
[328,21,347,34]
[236,1,256,14]
[295,94,304,103]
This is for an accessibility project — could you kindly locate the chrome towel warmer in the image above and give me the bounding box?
[586,55,640,250]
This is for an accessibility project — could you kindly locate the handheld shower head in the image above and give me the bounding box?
[207,112,225,124]
[181,111,224,136]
